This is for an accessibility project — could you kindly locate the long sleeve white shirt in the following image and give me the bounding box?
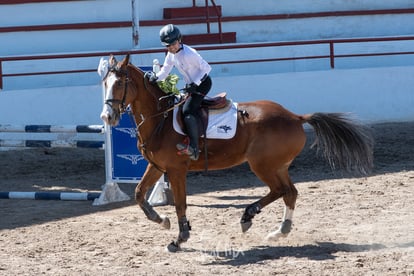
[156,44,211,86]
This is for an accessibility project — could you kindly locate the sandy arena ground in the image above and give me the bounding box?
[0,122,413,275]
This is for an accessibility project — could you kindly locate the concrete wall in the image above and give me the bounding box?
[0,0,413,126]
[214,66,414,123]
[1,66,413,126]
[0,0,132,56]
[138,1,414,48]
[141,0,414,18]
[2,0,414,54]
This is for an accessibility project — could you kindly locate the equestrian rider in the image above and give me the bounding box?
[148,24,212,161]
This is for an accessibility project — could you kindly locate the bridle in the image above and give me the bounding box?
[103,65,131,114]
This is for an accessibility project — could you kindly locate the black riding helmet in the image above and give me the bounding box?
[160,24,182,46]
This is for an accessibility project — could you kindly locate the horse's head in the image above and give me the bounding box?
[100,54,133,126]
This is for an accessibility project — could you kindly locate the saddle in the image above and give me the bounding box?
[200,92,228,110]
[177,92,231,138]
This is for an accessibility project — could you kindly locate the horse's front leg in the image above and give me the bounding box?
[135,163,170,229]
[165,169,190,252]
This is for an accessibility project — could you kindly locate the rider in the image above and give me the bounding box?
[148,24,212,161]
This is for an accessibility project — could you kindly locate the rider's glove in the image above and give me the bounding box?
[146,71,158,83]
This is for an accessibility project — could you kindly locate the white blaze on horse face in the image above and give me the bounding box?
[100,74,118,125]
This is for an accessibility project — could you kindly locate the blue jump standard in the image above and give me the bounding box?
[0,191,101,201]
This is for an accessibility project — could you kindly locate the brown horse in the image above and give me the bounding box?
[100,54,373,252]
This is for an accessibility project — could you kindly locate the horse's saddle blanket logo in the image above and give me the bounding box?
[173,102,238,139]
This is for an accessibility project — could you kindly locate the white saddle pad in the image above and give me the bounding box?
[173,102,238,139]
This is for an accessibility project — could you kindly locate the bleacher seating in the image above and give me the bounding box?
[0,0,413,90]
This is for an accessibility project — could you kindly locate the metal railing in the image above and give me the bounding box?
[192,0,223,43]
[1,35,414,89]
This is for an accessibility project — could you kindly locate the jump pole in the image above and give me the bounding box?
[0,124,104,202]
[0,124,103,133]
[0,140,104,148]
[0,191,101,201]
[0,124,104,148]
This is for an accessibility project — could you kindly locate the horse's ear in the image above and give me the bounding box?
[122,54,130,66]
[109,54,117,67]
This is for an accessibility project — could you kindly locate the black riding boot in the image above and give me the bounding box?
[177,114,199,160]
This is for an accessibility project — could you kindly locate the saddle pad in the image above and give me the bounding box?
[173,102,238,139]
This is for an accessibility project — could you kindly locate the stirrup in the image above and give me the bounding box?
[176,143,199,161]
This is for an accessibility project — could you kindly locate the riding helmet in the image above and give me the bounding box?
[159,24,182,46]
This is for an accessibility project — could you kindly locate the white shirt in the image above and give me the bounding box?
[156,44,211,86]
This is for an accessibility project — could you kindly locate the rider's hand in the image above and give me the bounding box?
[146,71,158,83]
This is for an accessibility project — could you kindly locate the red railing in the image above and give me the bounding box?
[1,36,414,89]
[0,0,78,3]
[191,0,223,43]
[208,0,223,43]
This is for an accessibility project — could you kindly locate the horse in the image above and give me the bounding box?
[99,54,374,252]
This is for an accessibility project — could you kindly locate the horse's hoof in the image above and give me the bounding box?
[160,216,170,229]
[166,241,181,253]
[280,219,292,234]
[240,220,252,233]
[265,230,288,241]
[266,220,292,241]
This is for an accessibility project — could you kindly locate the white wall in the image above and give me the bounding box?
[137,6,414,48]
[0,66,413,126]
[0,85,102,125]
[214,66,414,123]
[0,0,132,56]
[3,0,414,54]
[140,0,414,18]
[1,0,413,126]
[3,38,414,91]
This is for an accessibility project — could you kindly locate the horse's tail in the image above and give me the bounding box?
[302,112,374,175]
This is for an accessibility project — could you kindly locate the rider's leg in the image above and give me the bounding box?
[184,113,199,150]
[177,76,212,160]
[178,93,204,160]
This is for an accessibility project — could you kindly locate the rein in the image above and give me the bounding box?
[137,74,187,130]
[137,96,185,128]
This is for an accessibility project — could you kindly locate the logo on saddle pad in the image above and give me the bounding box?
[173,101,238,139]
[217,125,232,134]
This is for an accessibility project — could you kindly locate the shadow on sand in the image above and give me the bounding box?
[192,241,386,266]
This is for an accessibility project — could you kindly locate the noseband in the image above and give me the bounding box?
[104,66,131,114]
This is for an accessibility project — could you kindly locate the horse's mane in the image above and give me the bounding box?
[127,62,145,76]
[126,62,167,97]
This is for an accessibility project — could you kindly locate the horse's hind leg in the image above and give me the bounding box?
[241,163,298,240]
[135,163,170,229]
[266,169,297,241]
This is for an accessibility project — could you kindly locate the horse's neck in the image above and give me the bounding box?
[130,66,162,114]
[129,68,166,140]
